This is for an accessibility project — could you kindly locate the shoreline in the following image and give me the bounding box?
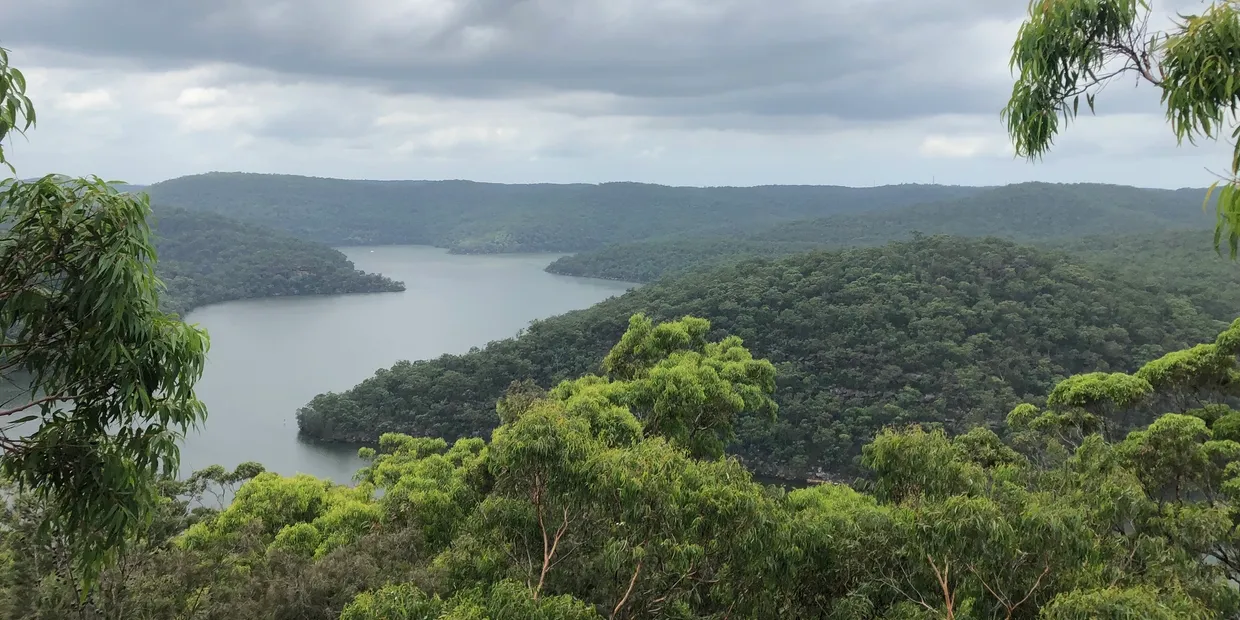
[170,281,406,319]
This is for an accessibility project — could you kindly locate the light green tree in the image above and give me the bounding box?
[340,580,602,620]
[596,313,778,459]
[0,45,210,585]
[421,316,788,618]
[1002,0,1240,254]
[852,419,1238,618]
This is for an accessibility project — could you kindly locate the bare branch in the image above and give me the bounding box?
[1097,41,1163,86]
[535,503,572,599]
[927,555,956,620]
[1011,561,1053,612]
[0,393,75,417]
[611,557,643,620]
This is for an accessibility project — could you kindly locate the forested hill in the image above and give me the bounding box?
[297,235,1225,478]
[1044,229,1240,322]
[151,206,405,315]
[545,182,1213,281]
[749,181,1209,244]
[144,172,983,252]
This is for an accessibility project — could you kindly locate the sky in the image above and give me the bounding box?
[0,0,1233,188]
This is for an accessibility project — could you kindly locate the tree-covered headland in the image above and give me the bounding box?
[151,206,404,316]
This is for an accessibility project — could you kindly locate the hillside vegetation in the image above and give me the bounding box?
[14,315,1240,618]
[546,182,1213,281]
[145,172,983,252]
[1044,229,1240,320]
[546,238,822,283]
[297,236,1224,478]
[151,206,405,315]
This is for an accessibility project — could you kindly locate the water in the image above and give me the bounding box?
[178,246,634,484]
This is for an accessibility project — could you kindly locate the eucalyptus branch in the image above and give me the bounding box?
[0,393,76,417]
[610,556,644,620]
[1097,41,1163,86]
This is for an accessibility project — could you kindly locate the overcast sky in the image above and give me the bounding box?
[0,0,1231,187]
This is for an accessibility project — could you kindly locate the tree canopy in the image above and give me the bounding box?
[545,228,1240,338]
[8,316,1240,618]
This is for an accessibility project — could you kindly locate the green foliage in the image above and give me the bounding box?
[1213,411,1240,442]
[0,174,210,586]
[341,583,445,619]
[150,206,404,315]
[1116,414,1224,503]
[602,314,711,382]
[179,470,383,562]
[547,238,820,284]
[595,314,778,459]
[1134,343,1236,394]
[0,46,34,172]
[0,49,246,590]
[550,232,1240,360]
[862,426,987,504]
[1002,0,1145,159]
[1040,586,1215,619]
[300,236,1221,478]
[1045,372,1152,411]
[269,521,321,558]
[1003,0,1240,256]
[10,323,1240,618]
[446,383,786,618]
[0,463,261,619]
[1042,230,1240,323]
[342,581,601,620]
[357,433,485,548]
[144,172,982,252]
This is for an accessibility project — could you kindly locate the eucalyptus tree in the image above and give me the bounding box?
[597,313,778,459]
[431,315,786,618]
[0,45,210,586]
[1002,0,1240,253]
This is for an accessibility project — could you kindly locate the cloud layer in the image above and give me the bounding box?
[0,0,1229,186]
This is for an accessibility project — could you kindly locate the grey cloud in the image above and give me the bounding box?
[2,0,1034,123]
[614,78,1009,125]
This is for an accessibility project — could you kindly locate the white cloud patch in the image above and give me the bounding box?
[176,87,228,107]
[919,135,1002,159]
[54,88,115,111]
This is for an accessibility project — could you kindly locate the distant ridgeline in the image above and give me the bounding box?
[149,206,405,316]
[296,236,1234,479]
[545,182,1216,282]
[144,172,988,252]
[146,174,1212,261]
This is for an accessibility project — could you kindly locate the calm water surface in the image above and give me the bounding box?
[179,246,633,483]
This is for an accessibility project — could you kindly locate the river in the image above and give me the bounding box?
[177,246,634,483]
